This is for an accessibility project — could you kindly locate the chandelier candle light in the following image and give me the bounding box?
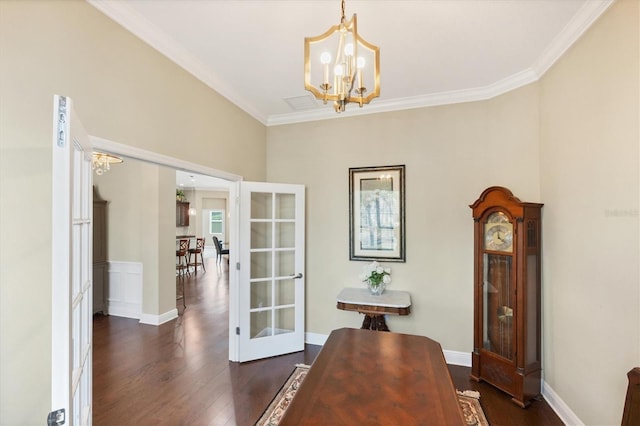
[360,261,391,296]
[304,0,380,113]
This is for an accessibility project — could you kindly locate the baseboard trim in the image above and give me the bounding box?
[139,309,179,326]
[542,380,584,425]
[107,305,140,320]
[305,332,328,346]
[443,350,472,367]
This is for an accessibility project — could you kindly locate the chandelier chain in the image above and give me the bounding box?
[341,0,346,23]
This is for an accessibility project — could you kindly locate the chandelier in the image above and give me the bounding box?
[304,0,380,113]
[92,152,123,175]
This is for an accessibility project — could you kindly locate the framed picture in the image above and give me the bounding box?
[349,165,405,262]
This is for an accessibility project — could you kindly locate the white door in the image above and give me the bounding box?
[237,182,305,362]
[51,95,93,425]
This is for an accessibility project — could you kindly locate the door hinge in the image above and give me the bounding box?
[236,327,240,335]
[47,408,65,426]
[56,96,67,148]
[236,262,240,270]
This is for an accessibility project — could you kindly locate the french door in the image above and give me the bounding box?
[236,182,305,362]
[51,95,93,425]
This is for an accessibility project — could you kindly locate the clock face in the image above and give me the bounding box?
[484,212,513,252]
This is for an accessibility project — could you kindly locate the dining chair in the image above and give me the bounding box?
[176,239,189,277]
[212,236,229,264]
[188,237,206,273]
[622,367,640,425]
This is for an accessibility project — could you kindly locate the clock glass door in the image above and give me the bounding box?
[483,253,514,360]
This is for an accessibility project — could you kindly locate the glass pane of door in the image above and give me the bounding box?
[249,190,296,339]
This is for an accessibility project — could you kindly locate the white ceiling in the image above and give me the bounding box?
[176,169,231,191]
[89,0,612,126]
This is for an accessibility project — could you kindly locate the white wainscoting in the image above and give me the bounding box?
[107,261,142,319]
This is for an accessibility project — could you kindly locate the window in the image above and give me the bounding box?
[209,210,224,235]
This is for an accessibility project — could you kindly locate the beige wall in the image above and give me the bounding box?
[266,2,638,424]
[267,83,541,351]
[0,0,637,424]
[158,168,177,317]
[0,1,265,423]
[539,1,639,424]
[96,163,229,318]
[94,160,177,316]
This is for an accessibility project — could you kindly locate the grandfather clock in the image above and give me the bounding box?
[470,186,543,407]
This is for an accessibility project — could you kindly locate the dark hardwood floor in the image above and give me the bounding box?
[448,366,563,426]
[93,256,562,425]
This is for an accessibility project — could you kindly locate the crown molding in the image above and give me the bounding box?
[267,68,539,126]
[88,0,614,128]
[532,0,614,76]
[269,0,614,127]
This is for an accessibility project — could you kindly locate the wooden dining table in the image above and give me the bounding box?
[279,328,466,425]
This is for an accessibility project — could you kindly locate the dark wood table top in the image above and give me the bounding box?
[279,328,466,425]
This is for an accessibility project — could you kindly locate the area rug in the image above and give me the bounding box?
[256,364,309,426]
[457,390,490,426]
[256,364,490,426]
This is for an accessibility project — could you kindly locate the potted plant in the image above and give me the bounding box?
[359,261,391,295]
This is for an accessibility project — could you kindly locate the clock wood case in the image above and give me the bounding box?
[470,186,543,408]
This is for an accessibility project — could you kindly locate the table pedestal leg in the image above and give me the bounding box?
[361,315,372,329]
[361,314,389,331]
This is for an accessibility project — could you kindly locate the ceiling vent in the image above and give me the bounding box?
[283,95,320,111]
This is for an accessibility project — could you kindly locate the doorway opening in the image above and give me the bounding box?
[90,135,241,360]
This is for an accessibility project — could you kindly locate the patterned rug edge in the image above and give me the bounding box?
[457,390,490,426]
[255,364,489,426]
[255,365,310,426]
